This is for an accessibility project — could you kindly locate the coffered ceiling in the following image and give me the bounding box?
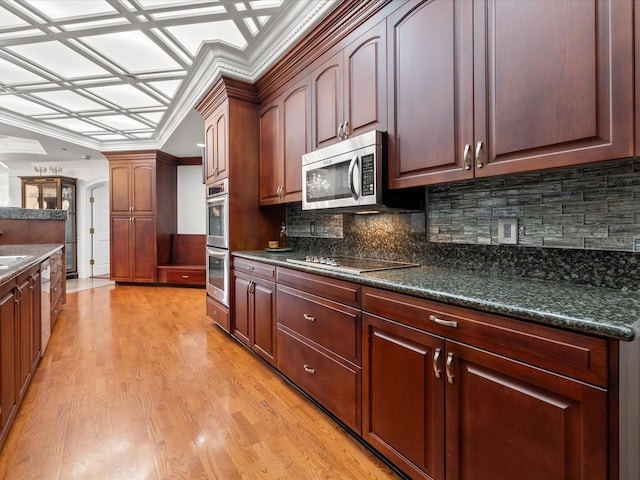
[0,0,335,162]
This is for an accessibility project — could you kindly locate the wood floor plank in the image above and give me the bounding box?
[0,284,403,480]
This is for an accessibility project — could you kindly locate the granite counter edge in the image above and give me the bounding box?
[232,251,638,342]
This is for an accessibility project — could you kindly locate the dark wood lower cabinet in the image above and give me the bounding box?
[0,282,17,448]
[233,267,277,364]
[445,341,607,480]
[362,313,444,480]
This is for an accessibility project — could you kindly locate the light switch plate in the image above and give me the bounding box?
[498,218,518,245]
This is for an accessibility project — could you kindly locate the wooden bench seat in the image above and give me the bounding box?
[157,234,205,286]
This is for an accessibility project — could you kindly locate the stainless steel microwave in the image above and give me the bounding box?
[301,130,423,213]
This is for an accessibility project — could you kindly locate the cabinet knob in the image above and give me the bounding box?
[303,364,316,374]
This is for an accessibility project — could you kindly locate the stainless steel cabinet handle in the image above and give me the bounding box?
[347,154,359,200]
[181,275,189,279]
[430,314,458,328]
[303,364,316,374]
[303,314,315,322]
[433,348,442,379]
[475,141,484,168]
[463,143,471,170]
[337,122,344,140]
[446,352,455,384]
[343,120,349,138]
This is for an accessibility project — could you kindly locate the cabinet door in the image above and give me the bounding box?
[0,285,16,440]
[362,313,445,480]
[132,216,156,282]
[259,101,282,204]
[344,20,387,139]
[110,217,132,281]
[233,272,251,346]
[252,276,276,364]
[110,165,133,214]
[312,51,344,149]
[445,341,608,480]
[387,0,473,188]
[131,164,154,214]
[281,79,309,202]
[474,0,633,177]
[16,277,33,402]
[213,104,228,181]
[204,121,216,183]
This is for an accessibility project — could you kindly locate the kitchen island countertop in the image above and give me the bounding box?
[233,250,640,341]
[0,244,64,284]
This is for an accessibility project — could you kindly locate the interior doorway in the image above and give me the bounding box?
[89,182,110,277]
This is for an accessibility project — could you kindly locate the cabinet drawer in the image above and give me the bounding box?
[277,284,361,364]
[207,296,229,332]
[362,287,608,388]
[165,269,205,285]
[234,258,275,280]
[277,267,361,307]
[277,324,361,433]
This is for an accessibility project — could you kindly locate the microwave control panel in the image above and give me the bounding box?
[361,154,375,196]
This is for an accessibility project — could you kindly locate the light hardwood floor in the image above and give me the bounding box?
[0,284,403,480]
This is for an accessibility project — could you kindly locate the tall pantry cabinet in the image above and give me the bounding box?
[104,150,177,283]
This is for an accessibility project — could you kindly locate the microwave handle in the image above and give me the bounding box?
[348,154,359,200]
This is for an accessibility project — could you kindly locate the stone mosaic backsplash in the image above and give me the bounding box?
[428,158,640,251]
[285,158,640,290]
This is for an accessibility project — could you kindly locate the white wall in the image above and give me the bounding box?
[177,165,206,234]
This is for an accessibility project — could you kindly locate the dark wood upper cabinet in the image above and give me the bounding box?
[475,0,633,176]
[259,76,310,205]
[636,0,640,156]
[204,104,228,184]
[387,0,473,188]
[312,20,387,150]
[388,0,633,188]
[344,20,387,140]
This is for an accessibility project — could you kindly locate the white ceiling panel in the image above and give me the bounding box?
[0,5,28,28]
[167,20,247,55]
[7,41,109,78]
[1,95,57,115]
[85,85,163,108]
[0,57,46,83]
[45,117,105,132]
[88,114,150,131]
[27,0,117,20]
[0,0,337,160]
[80,30,182,73]
[31,90,107,112]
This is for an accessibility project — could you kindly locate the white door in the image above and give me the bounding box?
[90,183,110,277]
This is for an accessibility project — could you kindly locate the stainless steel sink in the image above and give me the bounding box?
[0,255,29,269]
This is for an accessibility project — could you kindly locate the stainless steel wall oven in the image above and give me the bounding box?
[206,178,230,306]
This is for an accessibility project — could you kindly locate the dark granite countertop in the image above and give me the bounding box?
[0,207,67,221]
[233,250,640,342]
[0,244,64,284]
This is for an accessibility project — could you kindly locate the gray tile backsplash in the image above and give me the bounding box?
[286,158,640,290]
[428,158,640,251]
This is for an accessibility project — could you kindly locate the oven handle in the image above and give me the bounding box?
[348,154,359,200]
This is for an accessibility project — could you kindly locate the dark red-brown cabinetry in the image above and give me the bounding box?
[388,0,633,188]
[312,20,386,150]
